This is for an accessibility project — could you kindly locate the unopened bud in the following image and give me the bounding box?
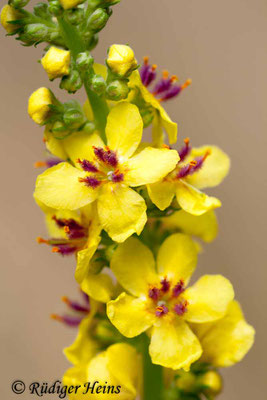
[91,74,106,94]
[8,0,30,8]
[47,0,63,16]
[41,47,70,80]
[76,51,94,71]
[60,69,82,93]
[87,8,109,33]
[28,87,53,125]
[176,371,196,392]
[65,7,84,25]
[107,44,137,77]
[82,121,95,134]
[63,108,84,128]
[198,371,222,396]
[33,3,49,18]
[106,80,129,101]
[1,4,22,33]
[24,23,49,41]
[59,0,85,10]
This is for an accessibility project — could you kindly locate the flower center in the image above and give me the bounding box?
[148,277,188,318]
[140,56,191,102]
[77,146,124,188]
[36,216,87,255]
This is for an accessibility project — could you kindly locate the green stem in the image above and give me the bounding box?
[142,334,163,400]
[57,16,108,141]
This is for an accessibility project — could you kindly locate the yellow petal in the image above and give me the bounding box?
[44,126,68,160]
[86,347,137,400]
[34,162,98,210]
[157,233,198,285]
[41,46,70,80]
[59,0,84,10]
[187,145,230,189]
[129,70,177,144]
[152,111,165,146]
[107,293,155,338]
[63,365,87,400]
[106,102,143,159]
[97,184,147,242]
[75,210,102,283]
[191,300,255,367]
[1,4,22,34]
[93,63,108,79]
[107,343,140,396]
[63,132,104,167]
[125,147,179,186]
[176,180,221,216]
[149,319,202,370]
[81,271,114,303]
[162,210,218,243]
[63,314,99,365]
[28,87,53,125]
[110,237,158,297]
[45,209,80,238]
[184,275,235,323]
[147,180,176,210]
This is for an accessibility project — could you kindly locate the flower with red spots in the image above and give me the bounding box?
[34,102,179,242]
[107,233,234,370]
[148,139,230,216]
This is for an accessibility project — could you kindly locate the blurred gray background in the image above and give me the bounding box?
[0,0,266,398]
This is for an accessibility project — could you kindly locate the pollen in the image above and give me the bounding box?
[143,56,149,65]
[181,78,192,90]
[36,237,48,244]
[162,70,169,79]
[34,161,47,168]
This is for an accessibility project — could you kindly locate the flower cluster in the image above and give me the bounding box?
[1,1,254,399]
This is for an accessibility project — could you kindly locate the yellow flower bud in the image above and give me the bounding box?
[1,4,21,34]
[41,47,71,80]
[176,371,196,392]
[59,0,84,10]
[199,371,223,396]
[107,44,137,76]
[28,87,53,125]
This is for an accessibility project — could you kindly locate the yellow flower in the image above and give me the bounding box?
[1,4,21,34]
[148,140,230,216]
[59,0,84,10]
[191,300,255,367]
[41,46,71,80]
[35,200,114,300]
[34,102,179,242]
[107,44,138,77]
[63,343,141,400]
[161,210,218,243]
[107,233,234,370]
[63,301,100,366]
[28,87,53,125]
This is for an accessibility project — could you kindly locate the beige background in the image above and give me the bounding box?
[0,0,266,398]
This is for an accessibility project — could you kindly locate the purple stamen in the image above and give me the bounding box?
[78,159,98,173]
[174,301,188,316]
[160,277,170,293]
[149,287,160,301]
[93,147,106,163]
[155,304,169,317]
[62,297,90,313]
[178,140,192,162]
[103,150,118,167]
[82,176,101,189]
[172,280,185,297]
[140,63,150,84]
[61,315,83,327]
[46,158,62,167]
[160,85,182,101]
[153,78,172,95]
[112,172,124,183]
[53,244,77,255]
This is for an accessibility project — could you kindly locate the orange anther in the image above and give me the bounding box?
[50,314,62,322]
[61,296,70,305]
[203,149,211,161]
[36,237,48,244]
[171,75,178,82]
[181,78,192,90]
[184,137,190,145]
[52,247,60,253]
[42,137,47,143]
[34,161,47,168]
[143,56,149,65]
[152,64,157,71]
[162,70,169,79]
[64,226,70,234]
